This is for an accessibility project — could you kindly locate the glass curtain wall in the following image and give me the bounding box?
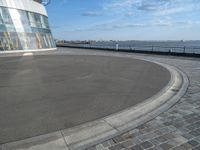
[0,6,55,51]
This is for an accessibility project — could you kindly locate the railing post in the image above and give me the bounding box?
[116,44,118,51]
[183,46,186,54]
[170,48,172,54]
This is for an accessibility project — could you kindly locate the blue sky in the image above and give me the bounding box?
[46,0,200,41]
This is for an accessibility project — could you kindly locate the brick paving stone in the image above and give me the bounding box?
[109,143,124,150]
[173,136,188,145]
[130,144,143,150]
[140,141,154,149]
[137,125,146,130]
[138,133,158,142]
[86,146,97,150]
[145,122,165,131]
[167,140,181,147]
[159,142,174,150]
[187,122,200,131]
[154,135,168,144]
[122,140,134,148]
[124,148,132,150]
[163,122,172,126]
[129,129,140,134]
[96,144,106,150]
[139,127,154,134]
[130,137,142,145]
[129,129,141,138]
[180,142,193,149]
[182,133,195,140]
[159,126,176,134]
[173,122,185,128]
[150,139,161,146]
[196,128,200,133]
[148,147,163,150]
[186,118,200,124]
[113,136,125,143]
[190,130,200,137]
[177,127,190,133]
[193,136,200,143]
[188,140,199,147]
[172,146,187,150]
[162,133,176,140]
[154,130,164,136]
[102,140,115,147]
[122,133,134,140]
[192,145,200,150]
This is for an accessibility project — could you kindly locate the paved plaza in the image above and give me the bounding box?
[0,48,199,150]
[0,54,170,144]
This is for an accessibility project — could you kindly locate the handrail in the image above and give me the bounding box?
[57,43,200,55]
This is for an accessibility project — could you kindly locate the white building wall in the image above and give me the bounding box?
[0,0,47,16]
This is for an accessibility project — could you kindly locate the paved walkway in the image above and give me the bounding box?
[1,48,200,150]
[0,55,170,144]
[78,51,200,150]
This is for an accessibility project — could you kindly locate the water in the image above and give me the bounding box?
[87,41,200,54]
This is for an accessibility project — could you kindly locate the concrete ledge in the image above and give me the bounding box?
[2,132,67,150]
[62,120,118,150]
[0,48,57,55]
[1,53,189,150]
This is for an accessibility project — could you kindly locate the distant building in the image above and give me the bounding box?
[0,0,55,51]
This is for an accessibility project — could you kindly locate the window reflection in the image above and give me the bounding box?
[0,6,55,51]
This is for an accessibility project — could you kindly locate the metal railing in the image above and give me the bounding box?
[57,43,200,56]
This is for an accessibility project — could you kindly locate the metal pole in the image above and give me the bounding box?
[183,46,186,54]
[116,44,118,51]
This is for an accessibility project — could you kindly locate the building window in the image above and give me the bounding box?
[0,7,55,50]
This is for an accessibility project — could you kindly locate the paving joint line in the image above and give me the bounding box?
[60,131,70,150]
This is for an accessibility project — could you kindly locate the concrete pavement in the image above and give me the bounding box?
[0,54,170,145]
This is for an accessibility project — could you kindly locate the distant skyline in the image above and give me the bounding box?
[46,0,200,41]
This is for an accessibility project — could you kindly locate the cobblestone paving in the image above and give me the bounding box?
[82,52,200,150]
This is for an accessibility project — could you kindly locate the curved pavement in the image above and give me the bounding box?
[0,54,170,144]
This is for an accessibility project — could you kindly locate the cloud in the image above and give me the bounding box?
[104,0,137,10]
[124,12,134,16]
[96,21,173,30]
[60,0,68,4]
[79,0,200,18]
[63,19,195,33]
[102,0,200,16]
[81,11,102,17]
[103,0,138,15]
[137,0,187,15]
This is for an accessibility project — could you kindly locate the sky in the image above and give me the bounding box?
[46,0,200,41]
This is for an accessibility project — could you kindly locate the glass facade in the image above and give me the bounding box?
[0,6,55,51]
